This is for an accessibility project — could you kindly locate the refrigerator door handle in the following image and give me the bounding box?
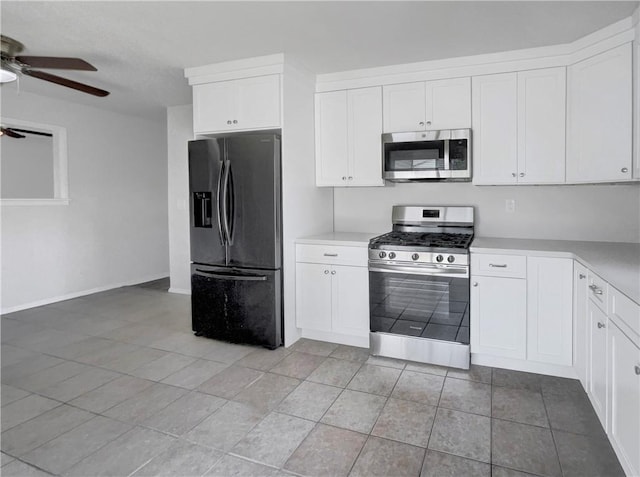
[215,159,225,245]
[194,268,267,281]
[221,158,232,245]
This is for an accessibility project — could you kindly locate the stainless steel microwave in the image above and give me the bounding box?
[382,129,471,181]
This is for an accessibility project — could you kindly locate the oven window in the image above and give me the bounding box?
[369,271,469,344]
[384,141,445,171]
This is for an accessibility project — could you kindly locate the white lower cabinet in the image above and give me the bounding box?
[471,254,573,368]
[527,257,573,366]
[608,321,640,477]
[573,261,589,387]
[295,243,369,346]
[471,275,527,359]
[587,297,609,428]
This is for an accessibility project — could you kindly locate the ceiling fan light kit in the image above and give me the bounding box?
[0,34,110,96]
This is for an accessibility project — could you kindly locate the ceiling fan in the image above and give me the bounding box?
[1,35,110,97]
[0,126,53,139]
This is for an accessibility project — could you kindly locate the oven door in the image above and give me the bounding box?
[369,263,470,345]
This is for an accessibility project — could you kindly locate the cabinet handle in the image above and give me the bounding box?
[519,173,525,177]
[489,264,508,268]
[635,365,640,375]
[323,253,338,257]
[324,270,329,274]
[589,284,603,295]
[512,173,517,177]
[426,121,431,126]
[331,270,336,275]
[579,274,586,279]
[233,120,238,124]
[348,176,353,180]
[342,176,346,180]
[419,121,425,127]
[597,322,605,329]
[473,282,478,287]
[227,120,232,125]
[621,167,629,173]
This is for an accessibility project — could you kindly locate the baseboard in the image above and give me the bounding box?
[1,272,170,315]
[471,353,577,379]
[168,287,191,295]
[300,328,369,348]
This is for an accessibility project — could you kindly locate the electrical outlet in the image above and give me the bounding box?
[505,199,516,213]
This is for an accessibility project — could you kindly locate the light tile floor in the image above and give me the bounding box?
[1,280,625,477]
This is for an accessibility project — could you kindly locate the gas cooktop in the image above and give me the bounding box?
[369,230,473,250]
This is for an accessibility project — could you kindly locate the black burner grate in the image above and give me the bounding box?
[370,231,473,249]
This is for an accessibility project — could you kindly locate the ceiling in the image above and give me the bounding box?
[1,1,638,122]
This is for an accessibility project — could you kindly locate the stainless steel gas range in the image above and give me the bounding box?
[368,205,474,369]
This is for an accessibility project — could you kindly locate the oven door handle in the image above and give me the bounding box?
[369,262,469,278]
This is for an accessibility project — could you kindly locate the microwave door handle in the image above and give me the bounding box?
[444,139,450,171]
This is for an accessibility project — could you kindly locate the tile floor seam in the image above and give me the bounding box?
[2,455,57,476]
[541,388,566,477]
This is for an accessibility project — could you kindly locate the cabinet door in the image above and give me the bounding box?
[315,90,349,186]
[517,68,566,183]
[193,81,237,133]
[527,257,573,365]
[587,299,608,428]
[295,262,332,332]
[472,73,518,184]
[348,87,384,186]
[567,43,633,182]
[471,275,527,359]
[235,75,281,130]
[574,261,589,388]
[608,322,640,477]
[331,265,369,337]
[425,77,471,130]
[382,82,426,133]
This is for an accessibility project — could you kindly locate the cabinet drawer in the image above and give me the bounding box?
[471,254,526,278]
[587,271,608,312]
[609,286,640,343]
[296,244,367,267]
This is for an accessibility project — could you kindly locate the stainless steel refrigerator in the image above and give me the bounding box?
[189,133,282,349]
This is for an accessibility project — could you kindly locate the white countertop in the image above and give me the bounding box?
[471,237,640,305]
[295,232,378,247]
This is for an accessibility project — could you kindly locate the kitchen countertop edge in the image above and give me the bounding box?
[470,237,640,305]
[295,232,380,247]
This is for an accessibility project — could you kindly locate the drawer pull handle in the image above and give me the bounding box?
[589,284,603,295]
[324,270,329,274]
[489,264,508,268]
[579,274,586,279]
[635,365,640,376]
[331,270,336,275]
[597,322,605,329]
[323,253,338,257]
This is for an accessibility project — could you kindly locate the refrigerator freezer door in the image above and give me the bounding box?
[225,134,281,269]
[189,139,226,266]
[191,264,282,348]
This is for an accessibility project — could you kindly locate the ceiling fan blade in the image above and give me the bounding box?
[9,128,53,137]
[15,56,97,71]
[1,127,25,138]
[23,69,110,97]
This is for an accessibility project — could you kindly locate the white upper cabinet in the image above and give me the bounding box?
[472,67,566,185]
[472,73,519,184]
[315,86,384,187]
[567,43,633,182]
[193,74,281,134]
[383,78,471,133]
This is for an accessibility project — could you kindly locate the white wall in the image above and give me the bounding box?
[1,89,169,312]
[166,104,193,294]
[333,182,640,243]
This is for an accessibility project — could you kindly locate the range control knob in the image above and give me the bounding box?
[436,254,444,262]
[411,253,420,261]
[447,255,455,263]
[378,251,387,259]
[388,252,396,259]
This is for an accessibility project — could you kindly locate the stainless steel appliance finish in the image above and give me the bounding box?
[189,133,282,349]
[382,129,471,182]
[369,205,473,369]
